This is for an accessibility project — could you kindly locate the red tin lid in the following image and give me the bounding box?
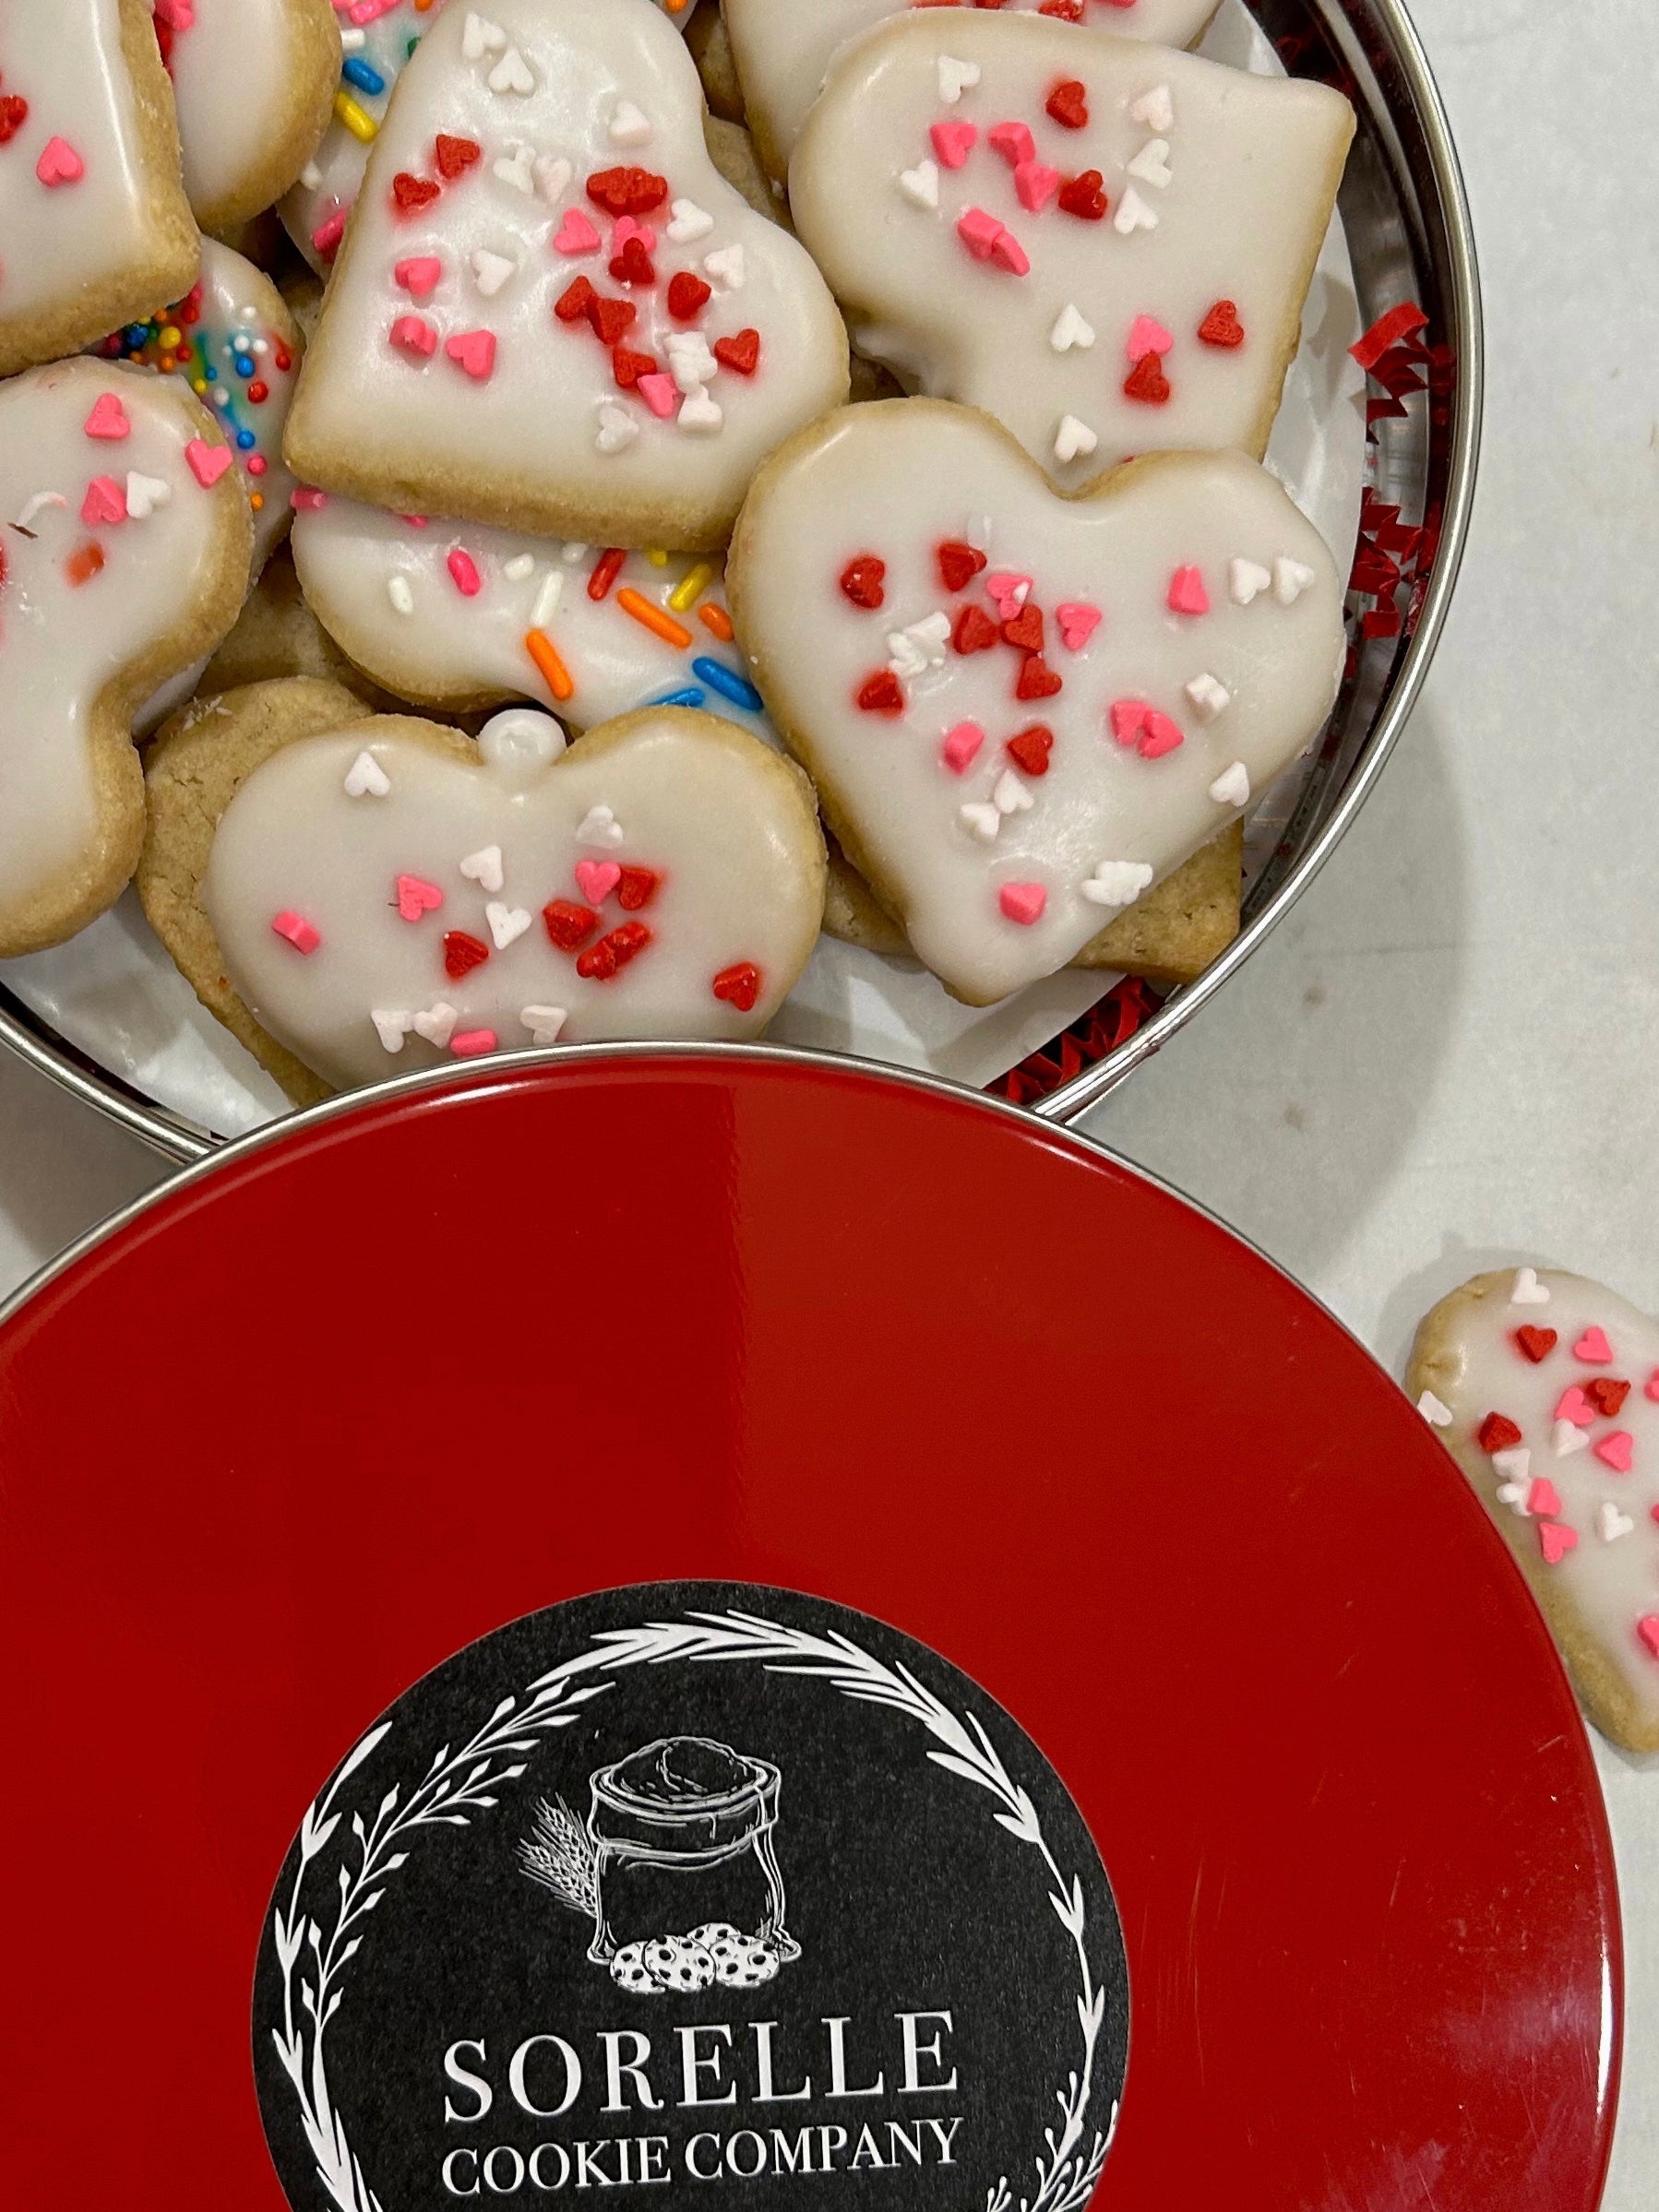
[0,1052,1618,2211]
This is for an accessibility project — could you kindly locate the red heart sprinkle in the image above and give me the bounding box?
[839,555,886,610]
[587,294,637,346]
[543,899,598,951]
[937,540,988,593]
[66,542,105,587]
[443,930,490,979]
[616,866,660,911]
[1002,603,1044,656]
[952,604,999,655]
[577,921,652,981]
[1016,654,1062,701]
[392,172,441,211]
[1045,78,1089,129]
[611,345,658,389]
[608,236,656,288]
[0,93,28,144]
[1006,724,1054,777]
[435,134,481,178]
[586,166,668,217]
[555,275,596,324]
[712,961,762,1013]
[1124,351,1171,405]
[1514,1326,1558,1364]
[1199,299,1246,349]
[1056,170,1107,220]
[667,271,711,321]
[1477,1411,1523,1454]
[1585,1376,1631,1418]
[1040,1,1083,18]
[857,670,905,715]
[713,328,761,376]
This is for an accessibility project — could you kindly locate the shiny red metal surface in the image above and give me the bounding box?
[0,1053,1617,2209]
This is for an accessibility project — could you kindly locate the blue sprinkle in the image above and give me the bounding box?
[342,57,387,95]
[203,364,219,383]
[691,657,762,712]
[125,323,149,346]
[233,358,256,381]
[650,685,707,709]
[236,428,257,451]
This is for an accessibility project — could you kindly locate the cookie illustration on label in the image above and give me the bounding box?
[153,0,340,237]
[0,0,198,378]
[724,0,1223,184]
[283,0,848,550]
[790,11,1354,487]
[0,358,254,957]
[728,398,1343,1005]
[137,678,828,1100]
[1408,1268,1659,1755]
[99,236,304,574]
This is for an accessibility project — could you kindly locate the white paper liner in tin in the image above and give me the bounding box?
[0,0,1366,1139]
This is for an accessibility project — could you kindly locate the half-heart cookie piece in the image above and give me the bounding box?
[283,0,848,550]
[789,11,1353,486]
[1408,1268,1659,1755]
[727,398,1343,1006]
[138,679,827,1102]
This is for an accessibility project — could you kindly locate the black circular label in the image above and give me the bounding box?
[253,1584,1128,2209]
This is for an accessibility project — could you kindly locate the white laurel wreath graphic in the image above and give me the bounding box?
[270,1609,1118,2212]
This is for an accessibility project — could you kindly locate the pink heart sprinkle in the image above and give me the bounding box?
[1538,1521,1578,1566]
[271,910,321,955]
[82,393,130,441]
[446,329,496,381]
[988,121,1035,168]
[451,1029,499,1059]
[956,206,1004,261]
[185,439,233,489]
[930,121,978,169]
[637,372,678,419]
[1056,603,1101,652]
[999,883,1047,927]
[611,216,657,254]
[554,208,602,256]
[1646,1368,1659,1402]
[395,874,444,922]
[1638,1615,1659,1660]
[1138,709,1186,760]
[941,721,985,774]
[36,136,84,187]
[988,227,1031,277]
[1525,1477,1561,1518]
[985,572,1032,620]
[291,486,328,511]
[1109,698,1151,747]
[1126,313,1175,361]
[312,212,346,258]
[80,474,126,526]
[1167,565,1209,616]
[575,859,622,905]
[1573,1326,1613,1363]
[1555,1385,1595,1427]
[394,256,443,299]
[447,548,482,597]
[1594,1430,1635,1474]
[1014,160,1060,212]
[389,314,438,358]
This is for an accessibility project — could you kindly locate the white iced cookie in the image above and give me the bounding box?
[153,0,340,237]
[138,679,828,1100]
[282,0,701,273]
[0,0,198,377]
[790,12,1354,487]
[727,399,1343,1006]
[0,358,254,957]
[99,237,304,575]
[291,498,768,731]
[1408,1269,1659,1756]
[283,0,846,549]
[723,0,1223,183]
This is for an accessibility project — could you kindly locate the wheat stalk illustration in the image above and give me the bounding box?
[518,1794,599,1917]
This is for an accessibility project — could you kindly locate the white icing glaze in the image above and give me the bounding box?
[285,0,846,545]
[789,12,1354,486]
[291,494,769,731]
[730,400,1343,1005]
[201,706,823,1087]
[724,0,1220,177]
[1422,1272,1659,1731]
[0,0,158,325]
[100,237,303,572]
[155,0,328,222]
[0,357,248,917]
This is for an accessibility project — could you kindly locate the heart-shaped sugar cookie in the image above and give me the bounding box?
[789,12,1354,487]
[1408,1268,1659,1754]
[137,679,827,1101]
[727,398,1343,1005]
[284,0,849,550]
[723,0,1222,183]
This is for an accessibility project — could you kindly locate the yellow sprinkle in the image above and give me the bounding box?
[334,92,379,143]
[160,325,182,348]
[645,547,669,567]
[668,561,714,615]
[190,376,208,395]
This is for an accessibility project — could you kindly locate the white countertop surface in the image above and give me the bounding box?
[0,0,1651,2200]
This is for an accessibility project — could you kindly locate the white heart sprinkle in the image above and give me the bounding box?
[485,900,532,949]
[1208,761,1251,808]
[462,12,506,61]
[339,28,364,53]
[886,631,929,680]
[371,1008,415,1052]
[1049,302,1095,353]
[521,1005,567,1046]
[531,570,564,627]
[1552,1419,1590,1458]
[1053,414,1097,465]
[460,845,504,893]
[595,404,638,456]
[1081,860,1153,908]
[937,55,980,103]
[667,198,714,243]
[1599,1502,1635,1543]
[897,160,940,212]
[577,804,624,849]
[124,471,171,520]
[471,248,516,297]
[993,769,1032,816]
[1416,1390,1452,1426]
[493,144,535,193]
[960,802,1001,841]
[703,244,746,291]
[533,153,572,203]
[1113,186,1159,236]
[677,388,724,435]
[487,45,534,95]
[1495,1480,1530,1514]
[1129,83,1174,133]
[608,100,651,147]
[1491,1445,1531,1482]
[885,611,951,678]
[665,331,719,390]
[1510,1267,1550,1306]
[387,575,415,615]
[1186,673,1232,723]
[343,750,391,799]
[503,553,535,582]
[1126,137,1173,189]
[1229,557,1272,606]
[561,542,589,563]
[413,1002,459,1047]
[1273,555,1318,606]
